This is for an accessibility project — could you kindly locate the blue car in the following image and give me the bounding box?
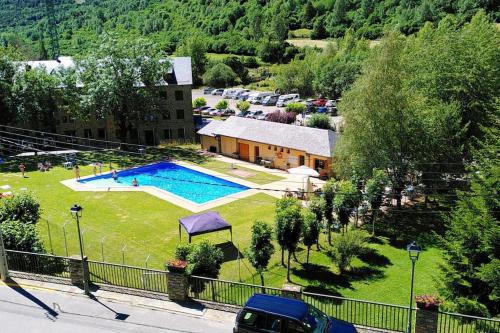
[234,294,357,333]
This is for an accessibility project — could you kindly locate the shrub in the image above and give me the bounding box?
[193,97,207,108]
[236,100,251,112]
[215,99,229,110]
[329,230,366,272]
[242,56,259,68]
[186,241,224,278]
[454,297,491,318]
[202,63,237,88]
[285,102,306,114]
[0,220,45,252]
[267,110,296,124]
[0,192,41,225]
[175,244,193,261]
[306,113,332,129]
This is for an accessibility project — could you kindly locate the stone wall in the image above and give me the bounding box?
[415,309,438,333]
[168,271,188,302]
[68,255,88,287]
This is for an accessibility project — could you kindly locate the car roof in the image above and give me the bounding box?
[243,294,308,320]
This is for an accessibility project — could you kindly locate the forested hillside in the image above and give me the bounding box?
[0,0,498,59]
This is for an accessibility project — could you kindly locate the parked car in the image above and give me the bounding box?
[325,100,336,108]
[276,94,300,107]
[202,107,217,115]
[234,294,356,333]
[211,88,224,96]
[237,110,251,117]
[246,110,264,119]
[234,89,250,100]
[239,91,251,101]
[248,92,273,104]
[203,87,215,94]
[313,98,328,107]
[256,114,267,120]
[223,88,244,99]
[262,94,280,106]
[193,106,210,113]
[316,106,328,113]
[219,108,236,116]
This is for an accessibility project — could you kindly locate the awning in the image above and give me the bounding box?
[179,211,232,243]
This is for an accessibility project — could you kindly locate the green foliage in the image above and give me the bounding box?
[0,53,17,125]
[215,99,229,110]
[275,203,303,281]
[0,220,44,252]
[285,102,306,114]
[273,57,314,97]
[176,35,207,86]
[329,230,366,272]
[302,209,320,263]
[322,179,336,243]
[333,179,359,230]
[258,40,297,64]
[236,100,250,112]
[202,63,237,88]
[453,297,491,318]
[308,195,326,224]
[247,220,275,285]
[222,56,249,83]
[0,192,41,225]
[193,97,207,108]
[176,241,224,278]
[306,113,332,130]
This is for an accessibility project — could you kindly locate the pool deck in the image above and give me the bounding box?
[60,156,325,212]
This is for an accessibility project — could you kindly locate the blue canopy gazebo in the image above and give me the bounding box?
[179,211,233,243]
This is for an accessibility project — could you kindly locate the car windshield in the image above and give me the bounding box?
[303,305,329,333]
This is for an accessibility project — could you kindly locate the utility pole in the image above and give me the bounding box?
[0,227,9,282]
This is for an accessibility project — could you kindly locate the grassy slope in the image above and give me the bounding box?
[0,163,442,304]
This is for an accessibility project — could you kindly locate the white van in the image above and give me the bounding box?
[276,94,300,107]
[248,92,273,104]
[234,89,250,100]
[222,88,237,99]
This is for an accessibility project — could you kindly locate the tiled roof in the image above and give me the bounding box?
[198,116,338,157]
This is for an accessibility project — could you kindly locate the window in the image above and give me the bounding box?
[268,145,271,150]
[97,128,106,139]
[299,155,305,166]
[280,147,284,153]
[239,311,281,332]
[175,90,184,101]
[177,128,185,139]
[160,91,167,99]
[315,159,326,170]
[287,149,290,154]
[176,109,185,120]
[274,146,277,151]
[83,129,92,138]
[286,320,306,333]
[162,111,171,120]
[164,129,172,140]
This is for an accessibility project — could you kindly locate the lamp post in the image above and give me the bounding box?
[70,204,90,295]
[407,241,421,333]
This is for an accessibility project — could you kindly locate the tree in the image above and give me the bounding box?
[335,32,461,208]
[71,34,170,142]
[308,195,326,250]
[329,230,366,272]
[247,221,275,286]
[333,179,359,233]
[176,35,208,86]
[439,127,500,316]
[0,220,45,252]
[273,57,315,97]
[236,100,250,112]
[215,99,228,110]
[322,179,336,244]
[177,241,224,278]
[193,97,207,108]
[364,169,388,235]
[302,209,320,264]
[222,56,249,84]
[271,13,288,42]
[0,54,16,125]
[306,114,332,130]
[202,63,237,88]
[0,192,41,225]
[275,197,301,267]
[311,16,327,40]
[11,66,60,130]
[275,205,303,281]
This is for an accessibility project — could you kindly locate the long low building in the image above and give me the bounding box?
[198,116,338,176]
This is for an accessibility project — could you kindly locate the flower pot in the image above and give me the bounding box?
[166,260,187,273]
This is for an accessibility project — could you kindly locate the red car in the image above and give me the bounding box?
[312,98,328,107]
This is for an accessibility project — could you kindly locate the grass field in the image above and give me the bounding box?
[0,154,443,305]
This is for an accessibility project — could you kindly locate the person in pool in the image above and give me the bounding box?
[112,169,118,182]
[132,178,139,187]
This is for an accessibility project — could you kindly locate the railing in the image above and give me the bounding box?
[88,260,168,294]
[438,312,500,333]
[5,250,70,279]
[303,292,410,332]
[189,276,282,305]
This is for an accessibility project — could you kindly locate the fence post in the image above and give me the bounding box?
[167,268,188,302]
[415,308,439,333]
[282,284,302,300]
[0,228,9,281]
[68,255,89,289]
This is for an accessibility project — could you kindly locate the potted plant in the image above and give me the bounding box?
[166,259,187,273]
[416,295,442,311]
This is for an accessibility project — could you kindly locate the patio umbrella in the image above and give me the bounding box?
[287,165,320,177]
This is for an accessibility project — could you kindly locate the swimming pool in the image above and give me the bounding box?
[79,162,250,204]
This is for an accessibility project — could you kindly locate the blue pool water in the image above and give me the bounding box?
[79,162,250,204]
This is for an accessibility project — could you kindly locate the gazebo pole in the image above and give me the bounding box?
[230,228,233,243]
[179,223,181,242]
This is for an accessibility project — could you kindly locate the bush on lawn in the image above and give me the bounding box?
[306,113,332,130]
[0,192,41,225]
[193,97,207,108]
[329,230,366,273]
[286,102,306,114]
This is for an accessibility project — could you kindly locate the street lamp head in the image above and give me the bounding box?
[407,241,421,261]
[70,204,83,219]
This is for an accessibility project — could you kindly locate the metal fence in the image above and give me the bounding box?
[438,312,500,333]
[88,260,168,294]
[5,250,71,279]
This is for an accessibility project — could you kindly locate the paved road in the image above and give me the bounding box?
[0,281,233,333]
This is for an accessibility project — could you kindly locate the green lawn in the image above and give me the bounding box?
[0,159,443,305]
